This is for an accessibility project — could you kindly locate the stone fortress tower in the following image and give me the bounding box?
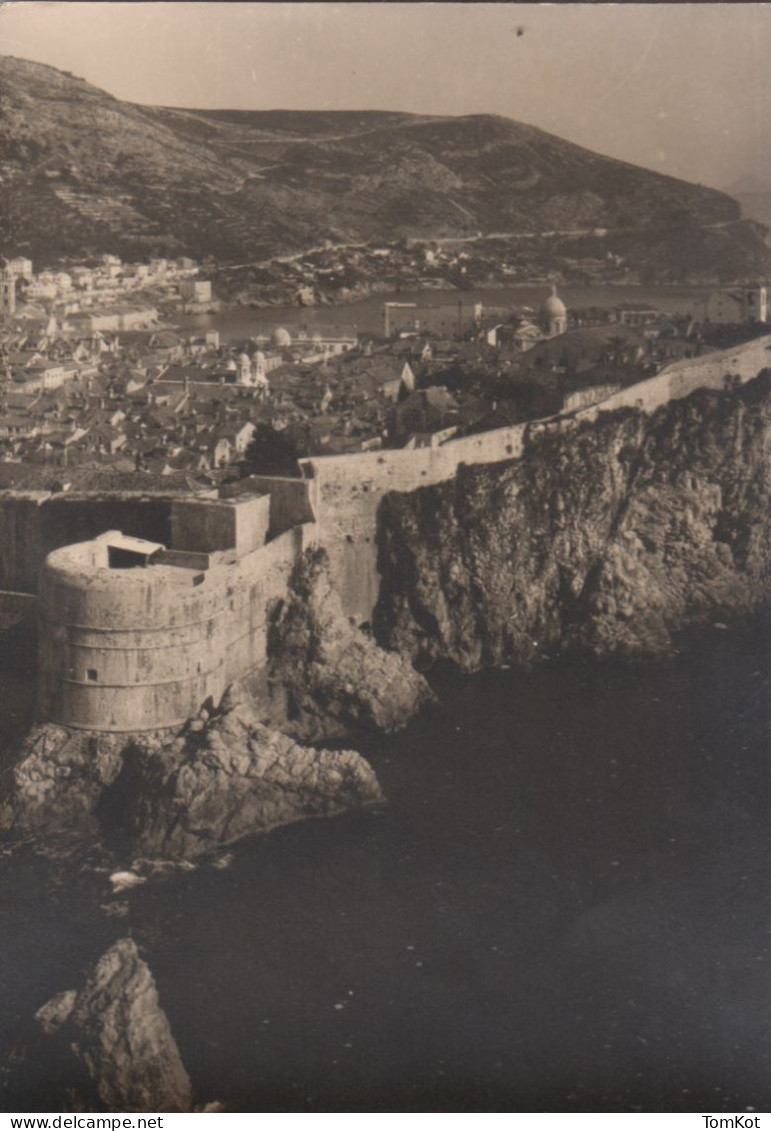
[36,486,317,732]
[24,317,771,735]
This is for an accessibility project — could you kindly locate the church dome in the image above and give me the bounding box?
[540,286,567,320]
[271,326,292,347]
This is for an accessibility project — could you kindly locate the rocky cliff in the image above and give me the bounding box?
[375,373,771,669]
[0,700,383,861]
[265,547,433,742]
[27,939,193,1112]
[110,693,385,860]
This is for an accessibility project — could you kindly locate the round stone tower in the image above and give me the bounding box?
[37,534,246,731]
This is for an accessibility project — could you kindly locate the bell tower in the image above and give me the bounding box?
[0,266,16,316]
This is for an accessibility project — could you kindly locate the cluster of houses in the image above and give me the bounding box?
[0,254,214,327]
[0,260,769,487]
[240,242,504,306]
[0,298,536,476]
[0,314,442,476]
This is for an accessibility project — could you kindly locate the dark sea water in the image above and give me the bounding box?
[175,284,709,342]
[2,617,770,1113]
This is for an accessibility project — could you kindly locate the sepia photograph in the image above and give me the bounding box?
[0,0,769,1116]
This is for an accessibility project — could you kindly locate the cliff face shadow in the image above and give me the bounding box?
[0,620,37,770]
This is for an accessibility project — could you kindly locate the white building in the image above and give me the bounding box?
[180,279,212,303]
[12,360,80,392]
[8,257,33,281]
[699,286,768,325]
[25,280,58,301]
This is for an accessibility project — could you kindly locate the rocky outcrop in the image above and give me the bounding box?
[265,547,434,742]
[0,697,383,860]
[109,692,384,860]
[375,373,771,669]
[0,725,132,842]
[33,938,193,1112]
[0,549,429,858]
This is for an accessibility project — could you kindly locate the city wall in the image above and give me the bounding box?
[301,332,771,623]
[239,475,318,540]
[0,491,183,593]
[38,522,316,732]
[0,590,37,631]
[7,330,771,730]
[300,424,527,622]
[576,333,771,420]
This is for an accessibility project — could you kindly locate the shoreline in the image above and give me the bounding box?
[213,275,719,314]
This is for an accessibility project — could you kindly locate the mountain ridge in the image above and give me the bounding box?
[1,53,770,279]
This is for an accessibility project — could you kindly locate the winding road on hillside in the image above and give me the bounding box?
[218,218,738,274]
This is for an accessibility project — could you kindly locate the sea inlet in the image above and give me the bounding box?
[1,615,769,1112]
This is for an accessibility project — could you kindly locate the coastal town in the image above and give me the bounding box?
[0,251,768,489]
[211,231,718,310]
[2,3,771,1121]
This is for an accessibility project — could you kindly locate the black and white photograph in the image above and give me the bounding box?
[0,1,769,1116]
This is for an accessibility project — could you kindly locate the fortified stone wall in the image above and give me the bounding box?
[238,476,318,540]
[0,590,37,631]
[577,333,771,420]
[170,493,270,556]
[38,523,316,732]
[14,331,771,725]
[300,424,527,622]
[0,492,48,595]
[0,492,183,593]
[301,333,771,623]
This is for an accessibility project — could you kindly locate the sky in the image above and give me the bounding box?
[1,2,771,191]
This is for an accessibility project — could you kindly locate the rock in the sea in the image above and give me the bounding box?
[375,373,771,668]
[34,990,77,1037]
[1,699,385,861]
[35,938,193,1112]
[266,546,434,741]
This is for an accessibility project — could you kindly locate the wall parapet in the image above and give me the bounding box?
[22,332,771,728]
[37,521,316,732]
[298,334,771,622]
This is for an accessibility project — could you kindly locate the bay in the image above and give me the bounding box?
[175,285,711,343]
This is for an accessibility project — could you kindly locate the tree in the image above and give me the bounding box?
[242,423,301,477]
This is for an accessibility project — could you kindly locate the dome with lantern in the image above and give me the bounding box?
[539,284,568,337]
